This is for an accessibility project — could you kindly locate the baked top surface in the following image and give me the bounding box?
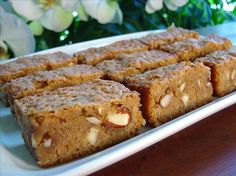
[96,50,176,72]
[196,48,236,64]
[140,25,199,44]
[106,39,148,51]
[3,65,103,96]
[118,50,176,61]
[74,47,110,58]
[125,62,206,86]
[161,35,231,53]
[0,52,72,76]
[15,79,136,114]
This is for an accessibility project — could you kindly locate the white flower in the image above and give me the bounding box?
[81,0,123,24]
[9,0,78,32]
[145,0,188,13]
[0,7,35,58]
[40,6,73,32]
[77,2,89,21]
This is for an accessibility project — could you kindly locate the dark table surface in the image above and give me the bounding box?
[92,22,236,176]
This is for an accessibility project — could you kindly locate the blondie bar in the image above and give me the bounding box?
[126,62,213,126]
[0,52,76,86]
[1,65,104,107]
[160,35,232,61]
[96,50,178,82]
[14,79,144,167]
[196,48,236,96]
[74,39,148,65]
[139,25,199,49]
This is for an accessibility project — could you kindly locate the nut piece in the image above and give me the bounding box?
[231,70,235,80]
[198,80,201,87]
[179,82,186,92]
[43,138,52,147]
[87,127,99,145]
[86,117,102,125]
[181,94,189,106]
[160,93,173,107]
[97,107,103,114]
[31,134,38,148]
[142,119,146,126]
[106,113,131,127]
[207,82,211,87]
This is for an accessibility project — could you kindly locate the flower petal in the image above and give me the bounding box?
[81,0,100,19]
[29,20,44,36]
[9,0,43,20]
[168,0,188,7]
[0,11,35,57]
[145,0,163,14]
[96,0,118,24]
[60,0,78,11]
[77,2,89,21]
[40,6,73,32]
[0,0,14,13]
[110,4,123,24]
[164,0,179,11]
[81,0,120,23]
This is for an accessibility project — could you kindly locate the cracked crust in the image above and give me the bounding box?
[96,50,178,82]
[1,64,104,108]
[74,39,148,65]
[160,35,232,61]
[139,25,199,49]
[0,52,76,85]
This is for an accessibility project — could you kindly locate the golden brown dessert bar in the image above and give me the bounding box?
[0,52,76,86]
[96,50,178,82]
[74,47,111,65]
[106,39,148,55]
[14,79,144,167]
[125,62,213,126]
[160,35,232,61]
[74,39,148,65]
[1,64,104,107]
[139,25,199,49]
[196,48,236,96]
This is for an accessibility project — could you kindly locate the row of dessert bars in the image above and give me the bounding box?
[0,25,235,167]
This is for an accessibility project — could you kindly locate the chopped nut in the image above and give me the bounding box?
[43,138,52,147]
[198,80,201,87]
[179,82,186,92]
[231,70,235,80]
[207,82,211,87]
[142,119,146,126]
[86,117,102,125]
[160,93,173,107]
[106,113,130,127]
[181,94,189,106]
[87,127,99,145]
[31,134,38,148]
[97,107,103,114]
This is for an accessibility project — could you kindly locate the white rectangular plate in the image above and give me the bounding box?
[1,30,236,176]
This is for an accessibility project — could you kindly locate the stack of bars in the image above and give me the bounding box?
[0,25,235,167]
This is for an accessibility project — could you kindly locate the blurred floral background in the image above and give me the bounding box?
[0,0,236,60]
